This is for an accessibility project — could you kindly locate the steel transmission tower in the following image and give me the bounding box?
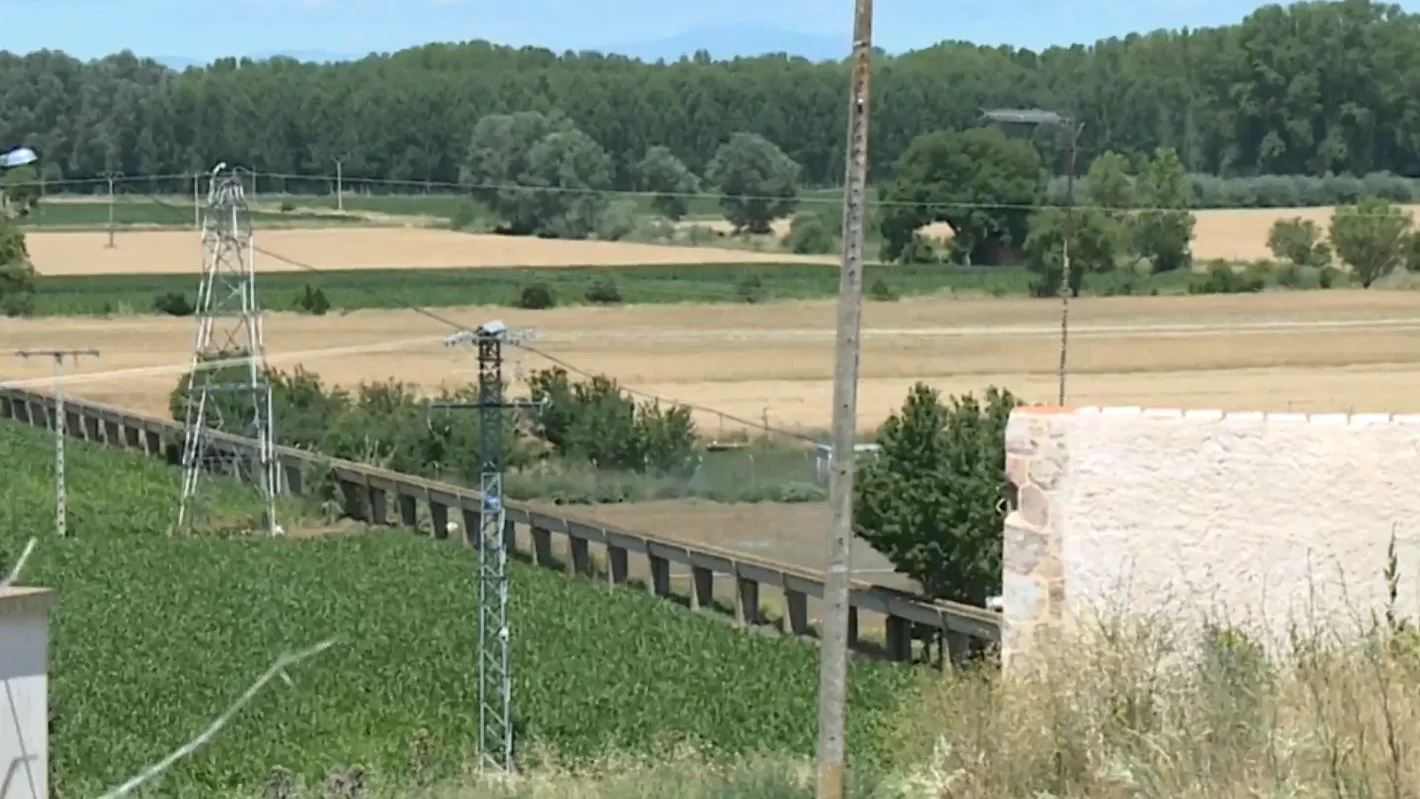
[177,164,279,536]
[430,322,540,773]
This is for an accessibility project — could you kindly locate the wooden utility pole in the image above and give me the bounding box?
[13,348,100,538]
[816,0,872,796]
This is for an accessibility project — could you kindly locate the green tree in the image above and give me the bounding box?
[3,165,41,216]
[704,132,800,234]
[1329,197,1412,288]
[523,128,614,239]
[854,383,1021,605]
[0,215,36,316]
[461,111,611,238]
[878,127,1043,265]
[1133,147,1194,273]
[1266,217,1332,267]
[1023,208,1121,297]
[1085,150,1135,210]
[634,146,701,221]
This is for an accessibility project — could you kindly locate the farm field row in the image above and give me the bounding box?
[21,202,1419,272]
[4,292,1420,435]
[23,228,836,275]
[28,261,1203,317]
[0,421,919,796]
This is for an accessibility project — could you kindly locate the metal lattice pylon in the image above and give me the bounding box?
[177,165,278,535]
[431,323,539,773]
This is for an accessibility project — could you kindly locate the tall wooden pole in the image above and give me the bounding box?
[815,0,872,796]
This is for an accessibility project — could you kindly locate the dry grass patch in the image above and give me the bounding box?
[24,228,835,276]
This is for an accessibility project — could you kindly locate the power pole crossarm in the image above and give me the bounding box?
[817,1,872,797]
[13,348,100,538]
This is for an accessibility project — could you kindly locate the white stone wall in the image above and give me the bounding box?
[1,588,54,799]
[1002,407,1420,669]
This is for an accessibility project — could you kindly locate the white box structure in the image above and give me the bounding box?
[1,587,55,799]
[1001,406,1420,671]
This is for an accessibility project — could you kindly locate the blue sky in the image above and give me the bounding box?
[5,0,1410,62]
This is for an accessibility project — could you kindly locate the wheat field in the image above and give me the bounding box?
[4,291,1420,433]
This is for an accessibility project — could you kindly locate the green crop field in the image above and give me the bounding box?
[0,422,920,796]
[18,200,367,228]
[28,262,1212,317]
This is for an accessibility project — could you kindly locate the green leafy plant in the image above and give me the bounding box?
[854,383,1020,604]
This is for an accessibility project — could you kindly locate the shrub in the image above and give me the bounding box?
[152,291,195,316]
[736,274,764,303]
[1274,262,1303,288]
[867,277,899,301]
[278,200,295,213]
[786,213,834,254]
[294,284,330,315]
[518,283,557,310]
[448,200,478,231]
[1319,265,1342,289]
[1266,217,1332,268]
[596,199,638,242]
[1189,262,1264,295]
[584,279,622,304]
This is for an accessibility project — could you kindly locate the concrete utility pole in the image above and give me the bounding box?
[13,348,100,538]
[335,158,344,212]
[100,171,121,248]
[816,0,872,796]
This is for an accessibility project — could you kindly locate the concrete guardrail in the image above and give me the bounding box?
[0,385,1001,663]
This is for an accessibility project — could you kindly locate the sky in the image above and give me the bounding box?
[5,0,1415,63]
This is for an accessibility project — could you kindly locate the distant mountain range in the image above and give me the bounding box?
[152,24,859,70]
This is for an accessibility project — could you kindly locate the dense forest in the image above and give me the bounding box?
[2,0,1419,188]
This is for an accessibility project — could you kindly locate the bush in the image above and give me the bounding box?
[596,199,638,242]
[1274,263,1303,288]
[294,284,330,315]
[867,277,899,301]
[518,283,556,310]
[278,200,295,213]
[528,367,697,474]
[152,292,195,316]
[1267,217,1332,267]
[785,213,834,254]
[1319,265,1342,288]
[584,279,622,304]
[1189,262,1264,295]
[735,274,764,303]
[448,200,478,231]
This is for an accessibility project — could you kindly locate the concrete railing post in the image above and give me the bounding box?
[1,586,57,799]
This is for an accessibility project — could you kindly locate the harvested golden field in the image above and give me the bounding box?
[23,228,836,275]
[5,291,1420,433]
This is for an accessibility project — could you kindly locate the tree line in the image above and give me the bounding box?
[4,0,1420,188]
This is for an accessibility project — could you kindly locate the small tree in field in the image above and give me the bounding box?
[1267,217,1332,267]
[854,383,1021,605]
[1329,197,1411,288]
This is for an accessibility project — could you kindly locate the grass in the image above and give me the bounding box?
[0,421,920,797]
[18,200,367,228]
[27,261,1260,317]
